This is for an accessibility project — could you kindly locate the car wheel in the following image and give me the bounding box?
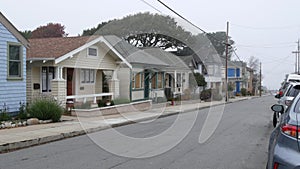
[273,112,277,127]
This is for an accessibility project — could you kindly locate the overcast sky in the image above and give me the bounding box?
[1,0,300,90]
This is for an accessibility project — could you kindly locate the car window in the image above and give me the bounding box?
[286,85,300,97]
[294,96,300,113]
[283,85,293,96]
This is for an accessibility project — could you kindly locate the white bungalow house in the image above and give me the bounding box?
[0,12,29,113]
[26,35,131,107]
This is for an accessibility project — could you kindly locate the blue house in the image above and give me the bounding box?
[0,12,29,113]
[226,60,247,95]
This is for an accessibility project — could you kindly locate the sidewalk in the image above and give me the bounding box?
[0,96,254,153]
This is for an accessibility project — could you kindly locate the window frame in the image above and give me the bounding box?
[41,66,55,93]
[80,69,95,84]
[7,42,23,80]
[151,72,164,89]
[87,46,98,57]
[132,72,144,90]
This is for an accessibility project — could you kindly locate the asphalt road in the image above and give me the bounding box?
[0,96,275,169]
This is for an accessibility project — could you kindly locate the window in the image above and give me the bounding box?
[236,68,240,77]
[42,67,55,92]
[151,72,164,89]
[151,73,157,89]
[8,43,22,79]
[286,85,300,97]
[157,72,163,88]
[132,72,144,89]
[81,69,95,84]
[228,68,235,77]
[88,47,97,56]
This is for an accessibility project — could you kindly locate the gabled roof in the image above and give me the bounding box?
[142,48,190,70]
[0,12,29,48]
[27,36,98,60]
[177,55,197,69]
[27,35,132,68]
[103,35,168,67]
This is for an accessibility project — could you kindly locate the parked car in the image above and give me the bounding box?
[285,73,300,83]
[273,83,300,127]
[267,95,300,169]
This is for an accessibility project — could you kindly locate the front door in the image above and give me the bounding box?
[67,68,74,96]
[144,71,150,99]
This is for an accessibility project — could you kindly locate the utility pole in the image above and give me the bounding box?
[225,21,229,102]
[259,62,262,97]
[297,39,300,75]
[292,39,300,74]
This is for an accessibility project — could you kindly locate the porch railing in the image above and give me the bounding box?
[66,93,113,104]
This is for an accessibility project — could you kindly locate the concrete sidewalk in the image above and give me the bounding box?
[0,96,254,153]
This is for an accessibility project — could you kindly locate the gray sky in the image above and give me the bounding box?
[1,0,300,90]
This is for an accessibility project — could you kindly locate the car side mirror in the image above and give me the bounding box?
[271,104,284,113]
[275,94,281,99]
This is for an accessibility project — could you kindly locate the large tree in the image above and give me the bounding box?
[31,23,67,39]
[20,30,32,39]
[206,32,235,59]
[82,12,196,52]
[248,56,261,95]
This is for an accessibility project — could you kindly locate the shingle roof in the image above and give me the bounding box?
[142,48,190,70]
[103,35,168,67]
[27,36,99,59]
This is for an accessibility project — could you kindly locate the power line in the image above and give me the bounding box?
[231,23,300,30]
[156,0,245,63]
[139,0,162,13]
[236,44,295,49]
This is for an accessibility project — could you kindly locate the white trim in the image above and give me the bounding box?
[54,36,132,69]
[66,93,113,104]
[101,37,132,69]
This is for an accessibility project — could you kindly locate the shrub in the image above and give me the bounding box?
[0,103,11,121]
[17,102,29,120]
[241,88,247,96]
[98,99,115,107]
[200,89,212,101]
[28,96,63,122]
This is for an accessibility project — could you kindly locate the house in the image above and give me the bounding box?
[26,35,131,107]
[104,35,173,102]
[246,67,254,95]
[222,60,247,95]
[0,12,29,113]
[143,48,191,99]
[104,35,191,102]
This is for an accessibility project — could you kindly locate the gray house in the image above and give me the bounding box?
[104,35,191,102]
[0,12,29,113]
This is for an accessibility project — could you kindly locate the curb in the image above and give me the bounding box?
[0,96,257,153]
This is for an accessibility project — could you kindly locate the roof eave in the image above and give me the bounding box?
[0,12,29,48]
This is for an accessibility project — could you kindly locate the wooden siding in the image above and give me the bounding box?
[117,67,131,100]
[0,23,26,112]
[57,44,117,70]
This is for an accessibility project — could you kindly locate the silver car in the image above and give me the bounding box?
[267,96,300,168]
[274,83,300,127]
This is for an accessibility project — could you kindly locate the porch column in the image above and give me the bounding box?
[51,79,67,107]
[108,70,120,100]
[54,66,64,80]
[174,70,177,93]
